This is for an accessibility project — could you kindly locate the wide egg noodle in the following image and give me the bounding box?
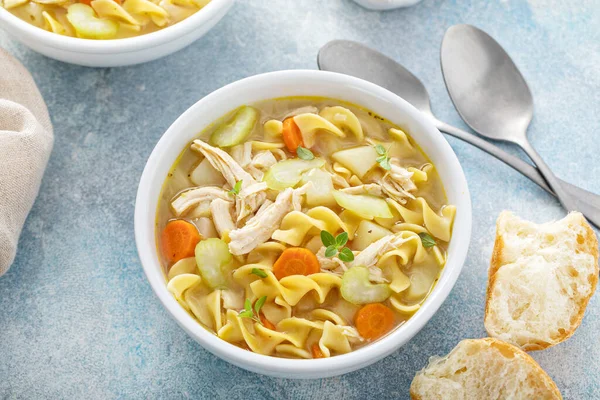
[272,206,351,245]
[184,286,223,332]
[318,106,364,142]
[250,271,342,307]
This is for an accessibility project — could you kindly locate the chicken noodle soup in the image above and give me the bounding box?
[2,0,210,39]
[157,98,456,358]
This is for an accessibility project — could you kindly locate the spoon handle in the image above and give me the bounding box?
[435,119,600,226]
[517,139,580,210]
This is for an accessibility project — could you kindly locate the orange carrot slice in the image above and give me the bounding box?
[273,247,320,280]
[282,117,304,152]
[354,303,395,340]
[161,220,201,263]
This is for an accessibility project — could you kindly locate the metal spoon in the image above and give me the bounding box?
[317,40,600,227]
[441,24,589,218]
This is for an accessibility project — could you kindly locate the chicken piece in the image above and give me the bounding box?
[230,142,253,167]
[192,140,256,186]
[171,186,231,216]
[379,159,417,204]
[210,198,236,238]
[228,185,309,255]
[191,140,266,221]
[236,181,268,222]
[251,150,277,170]
[349,232,411,269]
[340,183,384,196]
[254,199,273,218]
[316,246,347,272]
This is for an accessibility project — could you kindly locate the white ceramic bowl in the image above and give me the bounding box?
[135,70,472,379]
[0,0,234,67]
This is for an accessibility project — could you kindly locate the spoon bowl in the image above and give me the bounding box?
[441,24,534,144]
[440,24,582,215]
[318,40,433,115]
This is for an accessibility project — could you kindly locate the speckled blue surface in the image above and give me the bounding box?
[1,0,599,398]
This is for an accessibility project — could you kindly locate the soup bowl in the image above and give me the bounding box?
[135,70,472,378]
[0,0,234,67]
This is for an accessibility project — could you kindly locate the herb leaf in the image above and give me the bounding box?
[321,229,353,261]
[254,295,267,315]
[238,310,254,319]
[379,158,391,170]
[418,232,436,248]
[244,298,252,312]
[375,144,386,155]
[325,245,338,258]
[320,230,336,247]
[335,232,349,247]
[251,268,267,278]
[296,146,315,160]
[229,180,243,196]
[374,144,392,170]
[338,247,355,262]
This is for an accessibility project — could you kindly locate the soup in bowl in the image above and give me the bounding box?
[135,70,471,378]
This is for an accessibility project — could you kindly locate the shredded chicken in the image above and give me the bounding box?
[316,246,387,283]
[349,232,411,269]
[171,186,231,216]
[254,199,273,218]
[251,151,277,170]
[378,159,417,204]
[282,106,319,119]
[228,185,309,255]
[210,198,235,238]
[316,246,347,272]
[191,140,267,221]
[230,142,253,167]
[340,183,384,196]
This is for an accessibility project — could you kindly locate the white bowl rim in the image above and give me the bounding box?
[135,69,472,377]
[0,0,233,54]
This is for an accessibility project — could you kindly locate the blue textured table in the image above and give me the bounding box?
[1,0,599,398]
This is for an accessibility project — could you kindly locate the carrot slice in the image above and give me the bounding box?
[311,343,325,359]
[354,303,395,340]
[161,220,202,264]
[282,117,304,152]
[259,313,276,330]
[273,247,320,280]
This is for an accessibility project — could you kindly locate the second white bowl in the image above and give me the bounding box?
[0,0,234,67]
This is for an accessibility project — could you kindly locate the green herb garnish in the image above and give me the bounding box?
[238,295,267,324]
[296,146,315,160]
[320,230,354,262]
[251,268,267,278]
[375,144,391,171]
[228,180,243,196]
[418,232,436,248]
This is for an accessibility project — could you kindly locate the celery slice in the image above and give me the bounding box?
[66,4,118,40]
[263,158,325,191]
[210,106,259,148]
[195,238,233,289]
[340,266,392,305]
[332,190,393,220]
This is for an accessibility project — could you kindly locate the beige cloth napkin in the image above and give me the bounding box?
[0,49,54,276]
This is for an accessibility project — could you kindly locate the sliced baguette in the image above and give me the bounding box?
[410,338,562,400]
[485,211,598,350]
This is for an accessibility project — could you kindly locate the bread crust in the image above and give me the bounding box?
[484,212,599,351]
[409,338,562,399]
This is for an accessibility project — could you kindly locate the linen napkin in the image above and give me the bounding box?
[0,48,54,276]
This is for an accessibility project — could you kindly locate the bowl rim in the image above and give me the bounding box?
[134,69,472,377]
[0,0,233,54]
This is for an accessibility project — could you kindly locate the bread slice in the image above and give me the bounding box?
[410,338,562,400]
[485,211,598,350]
